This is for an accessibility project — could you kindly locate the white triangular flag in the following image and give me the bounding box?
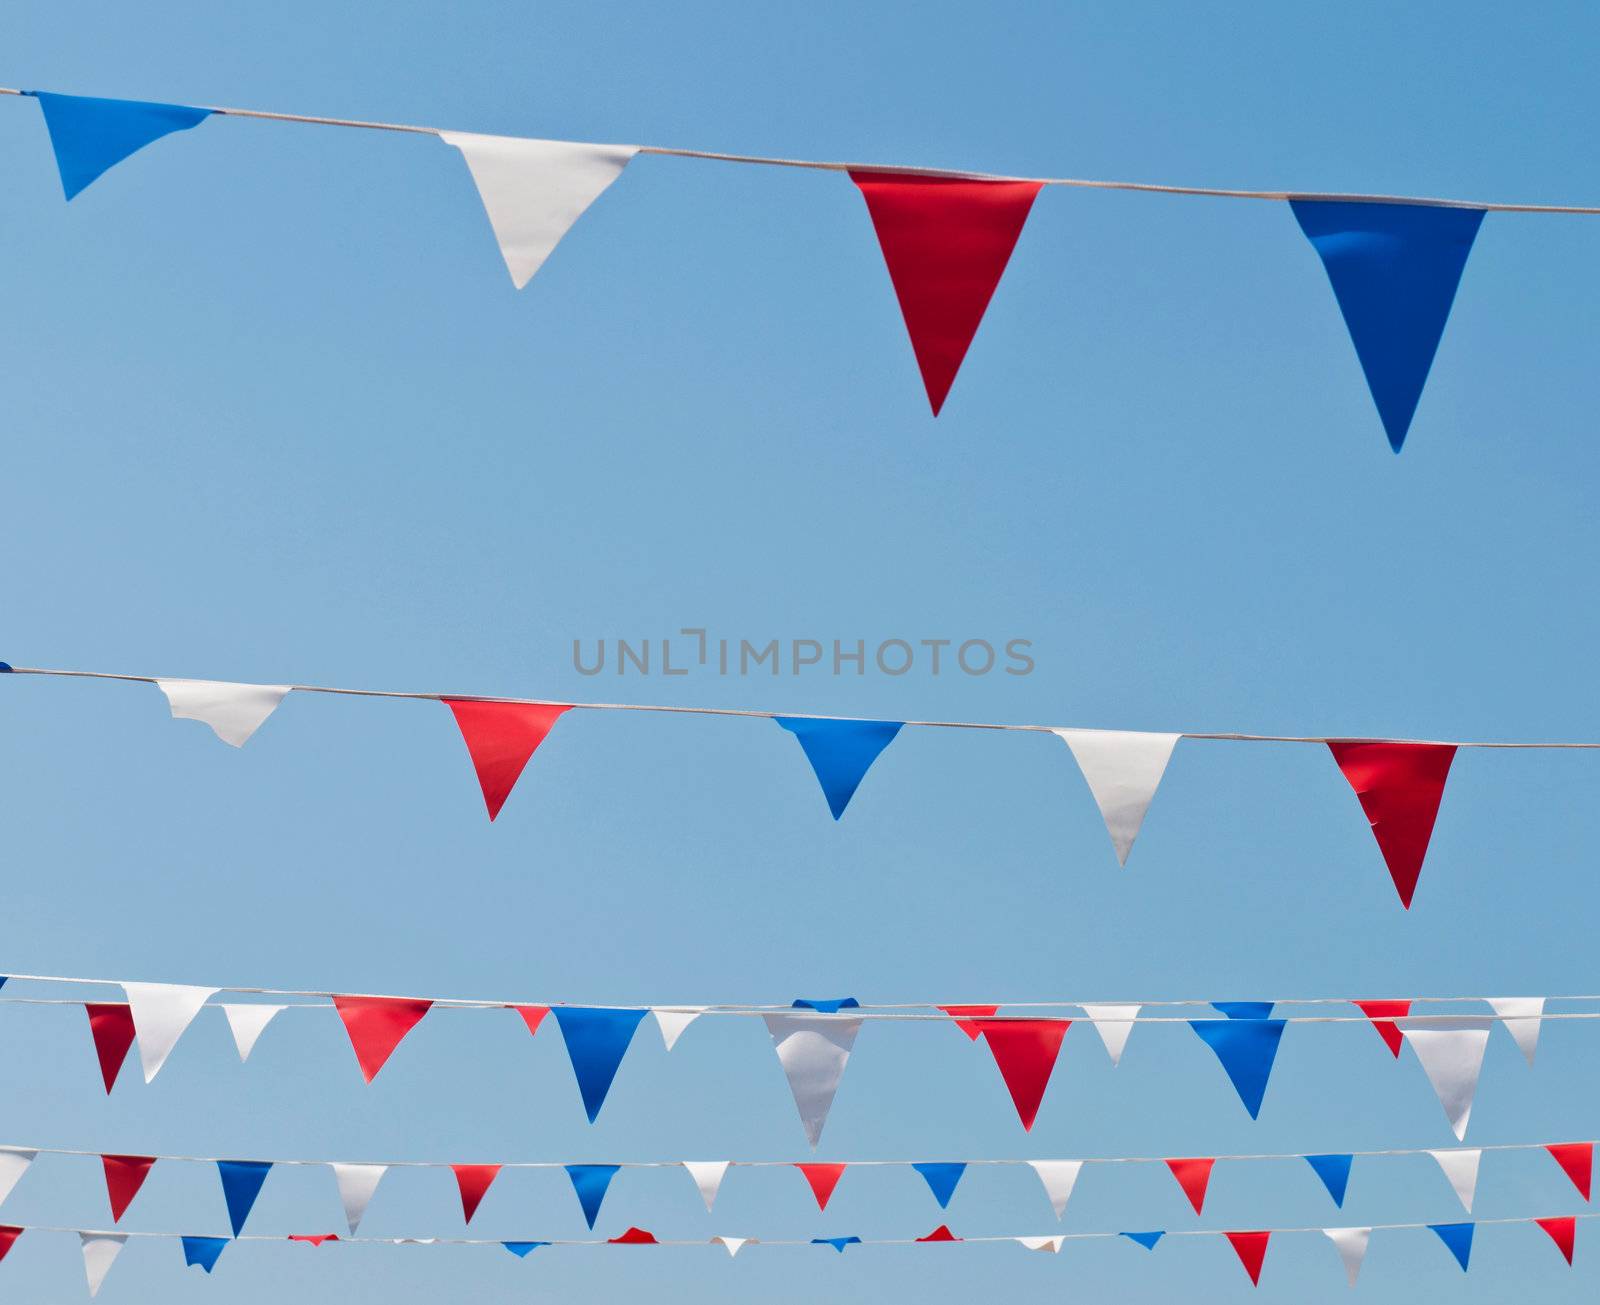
[156,678,290,747]
[123,982,218,1082]
[1027,1160,1083,1219]
[331,1162,388,1235]
[683,1161,731,1212]
[0,1148,36,1206]
[221,1003,285,1062]
[1487,997,1544,1066]
[1428,1148,1482,1212]
[1322,1227,1370,1287]
[80,1232,126,1298]
[1015,1235,1064,1253]
[1400,1017,1492,1140]
[440,132,639,289]
[712,1236,753,1257]
[1081,1004,1140,1067]
[762,1013,862,1149]
[1052,729,1180,866]
[654,1007,706,1052]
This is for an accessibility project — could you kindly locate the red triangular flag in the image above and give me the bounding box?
[452,1164,501,1224]
[331,996,433,1083]
[938,1004,999,1041]
[1537,1216,1576,1265]
[609,1226,657,1244]
[0,1226,22,1264]
[795,1163,847,1211]
[1327,740,1456,907]
[1354,999,1412,1057]
[1547,1144,1593,1201]
[444,698,571,821]
[101,1155,156,1222]
[849,172,1043,415]
[84,1003,136,1094]
[512,1004,549,1036]
[917,1224,961,1242]
[1166,1157,1216,1214]
[1225,1230,1270,1285]
[973,1018,1070,1131]
[289,1234,339,1247]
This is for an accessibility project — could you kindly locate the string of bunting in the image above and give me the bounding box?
[5,85,1593,444]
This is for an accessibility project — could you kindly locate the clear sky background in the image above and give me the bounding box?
[1,1,1599,1300]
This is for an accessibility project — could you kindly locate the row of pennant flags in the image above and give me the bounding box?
[12,664,1582,907]
[9,975,1561,1140]
[7,85,1566,446]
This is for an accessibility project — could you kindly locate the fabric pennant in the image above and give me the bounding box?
[973,1017,1070,1131]
[79,1231,127,1298]
[1354,999,1412,1058]
[155,679,290,747]
[795,1163,847,1211]
[565,1164,620,1229]
[0,1226,21,1264]
[221,1004,284,1062]
[608,1226,657,1245]
[653,1007,705,1051]
[763,1013,862,1147]
[1165,1157,1215,1215]
[1305,1154,1353,1207]
[792,997,861,1014]
[1213,1001,1276,1020]
[512,1004,549,1037]
[1401,1017,1492,1140]
[330,1163,386,1236]
[28,91,212,200]
[1028,1160,1083,1219]
[938,1004,998,1040]
[552,1007,647,1123]
[1052,729,1180,866]
[182,1235,228,1273]
[812,1235,860,1253]
[453,1164,502,1225]
[912,1163,966,1209]
[84,1003,137,1094]
[1537,1215,1576,1266]
[443,698,571,821]
[1225,1230,1270,1286]
[1121,1230,1164,1250]
[712,1236,752,1257]
[1430,1220,1474,1271]
[1429,1149,1482,1212]
[1487,997,1544,1065]
[1082,1003,1140,1067]
[1546,1143,1593,1201]
[123,981,218,1082]
[682,1161,730,1212]
[1189,1014,1286,1118]
[917,1224,960,1242]
[218,1160,272,1236]
[102,1154,156,1222]
[1323,1226,1371,1287]
[774,717,902,819]
[331,996,433,1083]
[1016,1235,1064,1253]
[502,1240,549,1258]
[440,133,639,289]
[0,1149,36,1208]
[288,1234,339,1247]
[850,171,1043,414]
[1327,741,1456,907]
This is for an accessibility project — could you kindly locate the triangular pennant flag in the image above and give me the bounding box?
[1028,1161,1083,1219]
[653,1007,706,1051]
[1189,1016,1286,1118]
[0,1226,20,1263]
[552,1007,647,1123]
[937,1004,998,1040]
[1225,1231,1270,1286]
[218,1160,272,1236]
[221,1004,284,1062]
[439,133,639,289]
[1165,1158,1216,1215]
[1121,1230,1164,1250]
[331,995,433,1083]
[502,1240,549,1258]
[1305,1154,1353,1208]
[792,997,861,1014]
[565,1165,620,1229]
[712,1236,752,1257]
[849,171,1043,415]
[1354,999,1412,1057]
[912,1163,966,1209]
[917,1224,960,1242]
[512,1004,549,1037]
[1082,1004,1140,1067]
[1537,1216,1576,1266]
[1213,1001,1275,1020]
[1429,1149,1482,1213]
[330,1163,386,1236]
[102,1155,156,1222]
[763,1013,862,1147]
[682,1162,730,1212]
[1323,1226,1371,1287]
[1052,730,1180,866]
[1400,1017,1491,1140]
[1546,1143,1593,1201]
[79,1231,126,1297]
[452,1165,502,1225]
[1488,997,1545,1066]
[973,1017,1070,1131]
[84,1003,136,1094]
[122,981,218,1082]
[1327,741,1456,907]
[155,679,290,747]
[181,1235,228,1273]
[443,698,571,821]
[795,1163,847,1211]
[289,1234,339,1247]
[1291,199,1483,451]
[0,1149,35,1207]
[27,91,213,200]
[1016,1235,1064,1253]
[608,1226,657,1245]
[1430,1221,1474,1271]
[774,717,902,819]
[812,1236,860,1252]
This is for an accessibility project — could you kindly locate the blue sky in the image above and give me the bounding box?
[2,1,1599,1299]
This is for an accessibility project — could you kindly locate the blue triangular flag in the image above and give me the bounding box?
[0,977,7,990]
[503,1241,549,1258]
[792,998,860,1014]
[1213,1001,1275,1020]
[1121,1230,1164,1250]
[27,91,213,200]
[1188,1016,1286,1119]
[912,1163,967,1209]
[812,1236,861,1252]
[181,1235,228,1273]
[552,1007,647,1123]
[1430,1221,1474,1271]
[1304,1153,1353,1207]
[774,717,903,819]
[1291,199,1484,452]
[565,1164,621,1229]
[217,1160,272,1236]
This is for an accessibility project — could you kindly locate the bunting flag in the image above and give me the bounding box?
[123,981,218,1082]
[1327,741,1456,907]
[1430,1220,1474,1271]
[917,1224,960,1242]
[1016,1235,1064,1253]
[289,1234,339,1247]
[653,1007,704,1051]
[763,1012,862,1147]
[84,1003,136,1094]
[1082,1003,1140,1067]
[452,1165,502,1225]
[792,998,861,1014]
[973,1017,1070,1131]
[813,1236,860,1252]
[1488,997,1545,1065]
[1225,1230,1270,1285]
[1305,1154,1353,1207]
[1323,1226,1371,1287]
[1188,1011,1286,1118]
[503,1240,548,1258]
[1547,1143,1593,1201]
[102,1154,156,1222]
[331,996,433,1083]
[218,1160,272,1236]
[1028,1160,1083,1219]
[1121,1230,1164,1250]
[1052,730,1180,866]
[1401,1017,1492,1140]
[512,1005,549,1037]
[712,1236,751,1257]
[849,172,1042,414]
[27,91,212,200]
[1165,1157,1215,1215]
[1429,1149,1482,1213]
[773,717,902,819]
[1537,1215,1576,1265]
[912,1163,966,1209]
[939,1005,999,1040]
[0,1150,35,1207]
[79,1231,126,1298]
[181,1235,228,1273]
[1354,999,1412,1057]
[442,698,571,821]
[608,1226,657,1245]
[795,1163,847,1211]
[0,1226,20,1263]
[221,1004,283,1062]
[682,1161,730,1212]
[552,1007,647,1123]
[330,1163,386,1236]
[154,679,289,747]
[439,133,639,289]
[565,1165,619,1229]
